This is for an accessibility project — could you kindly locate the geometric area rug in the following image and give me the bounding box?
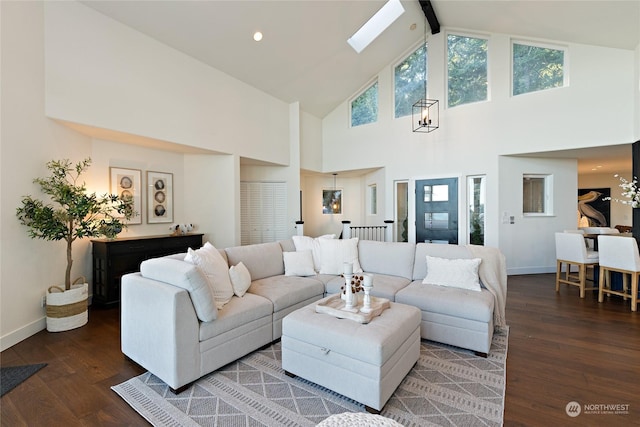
[112,327,508,427]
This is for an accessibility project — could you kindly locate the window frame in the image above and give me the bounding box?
[511,39,569,97]
[446,31,490,109]
[349,79,379,128]
[368,184,377,215]
[522,173,554,216]
[392,41,428,119]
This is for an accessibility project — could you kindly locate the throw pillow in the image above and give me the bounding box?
[283,250,316,276]
[422,255,482,292]
[318,237,363,275]
[229,262,251,297]
[140,257,217,323]
[292,234,336,272]
[184,242,234,309]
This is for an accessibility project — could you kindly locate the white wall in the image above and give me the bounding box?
[300,174,364,237]
[43,1,291,165]
[321,30,636,273]
[0,1,302,349]
[184,153,239,248]
[498,157,578,274]
[300,111,323,172]
[1,2,94,350]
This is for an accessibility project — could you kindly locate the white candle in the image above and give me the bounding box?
[343,262,353,275]
[363,274,373,288]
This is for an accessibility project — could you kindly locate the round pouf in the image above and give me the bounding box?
[316,412,403,427]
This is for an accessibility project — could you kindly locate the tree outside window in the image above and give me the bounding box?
[394,44,427,118]
[513,42,565,96]
[351,81,378,127]
[448,34,488,108]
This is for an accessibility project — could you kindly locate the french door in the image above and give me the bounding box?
[415,178,458,244]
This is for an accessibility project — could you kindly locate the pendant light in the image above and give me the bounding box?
[412,16,439,133]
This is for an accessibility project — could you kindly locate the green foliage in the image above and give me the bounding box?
[448,34,488,107]
[16,158,134,289]
[395,44,427,118]
[351,81,378,127]
[513,43,564,96]
[469,211,484,245]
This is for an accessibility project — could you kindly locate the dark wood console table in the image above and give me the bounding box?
[91,233,203,307]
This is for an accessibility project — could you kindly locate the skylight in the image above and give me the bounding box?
[347,0,405,54]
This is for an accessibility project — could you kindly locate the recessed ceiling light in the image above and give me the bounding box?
[347,0,405,53]
[253,31,263,42]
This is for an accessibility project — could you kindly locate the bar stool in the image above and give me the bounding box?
[555,232,599,298]
[597,235,640,312]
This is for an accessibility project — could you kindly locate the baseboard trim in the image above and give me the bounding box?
[508,266,556,275]
[0,317,46,352]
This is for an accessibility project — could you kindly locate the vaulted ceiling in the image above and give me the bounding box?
[82,0,640,119]
[80,1,638,173]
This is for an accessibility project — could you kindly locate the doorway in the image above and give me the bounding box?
[415,178,458,244]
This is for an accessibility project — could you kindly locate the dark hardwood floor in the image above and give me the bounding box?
[2,273,639,426]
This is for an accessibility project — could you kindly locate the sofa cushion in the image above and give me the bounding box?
[319,237,362,275]
[225,242,284,281]
[283,250,316,276]
[199,293,273,342]
[396,281,494,323]
[248,275,324,312]
[292,234,336,271]
[139,257,217,322]
[413,243,474,281]
[229,262,252,297]
[423,256,482,292]
[185,243,234,309]
[279,238,296,253]
[358,240,415,279]
[324,273,410,301]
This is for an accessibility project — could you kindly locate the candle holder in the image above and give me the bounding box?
[343,272,357,311]
[360,274,374,313]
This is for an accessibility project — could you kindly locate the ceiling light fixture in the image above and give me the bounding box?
[412,18,439,133]
[253,31,263,42]
[347,0,404,53]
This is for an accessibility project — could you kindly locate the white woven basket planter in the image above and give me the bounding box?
[46,281,89,332]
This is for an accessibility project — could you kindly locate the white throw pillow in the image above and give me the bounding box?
[318,238,363,275]
[184,242,234,309]
[283,250,316,277]
[229,262,251,297]
[422,255,482,292]
[292,234,336,272]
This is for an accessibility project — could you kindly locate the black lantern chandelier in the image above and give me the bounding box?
[412,3,439,133]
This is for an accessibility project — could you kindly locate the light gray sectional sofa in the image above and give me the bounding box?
[121,238,507,393]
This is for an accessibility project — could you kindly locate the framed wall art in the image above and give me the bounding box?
[322,189,342,214]
[578,187,610,227]
[110,167,142,224]
[147,171,173,224]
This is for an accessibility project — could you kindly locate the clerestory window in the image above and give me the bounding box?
[351,81,378,127]
[513,41,566,96]
[394,43,427,118]
[447,34,488,108]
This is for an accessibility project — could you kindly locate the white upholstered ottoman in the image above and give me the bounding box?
[281,297,421,413]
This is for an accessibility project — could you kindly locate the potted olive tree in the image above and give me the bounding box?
[16,158,134,332]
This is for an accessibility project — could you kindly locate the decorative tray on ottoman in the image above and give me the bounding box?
[315,294,390,323]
